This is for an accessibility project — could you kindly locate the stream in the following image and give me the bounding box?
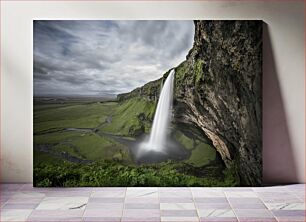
[35,116,190,165]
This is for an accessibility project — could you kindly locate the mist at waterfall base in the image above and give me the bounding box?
[127,70,189,164]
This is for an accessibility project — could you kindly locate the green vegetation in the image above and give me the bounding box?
[34,101,132,163]
[100,97,156,136]
[34,97,237,187]
[34,132,132,163]
[174,130,216,167]
[194,59,205,87]
[34,131,81,145]
[186,141,216,167]
[53,144,85,159]
[72,133,131,162]
[34,160,239,187]
[174,61,189,88]
[34,150,65,165]
[34,102,117,133]
[174,130,194,150]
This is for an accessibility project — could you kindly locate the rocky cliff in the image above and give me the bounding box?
[117,20,262,186]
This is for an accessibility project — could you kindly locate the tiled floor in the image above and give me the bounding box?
[0,184,304,222]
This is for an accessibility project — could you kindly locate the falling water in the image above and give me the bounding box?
[140,69,175,153]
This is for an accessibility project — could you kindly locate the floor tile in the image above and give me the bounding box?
[234,209,274,218]
[19,184,38,191]
[2,203,39,209]
[225,191,258,198]
[125,203,159,209]
[276,218,306,222]
[27,217,83,221]
[200,217,238,222]
[253,187,289,193]
[159,188,192,198]
[10,191,46,199]
[223,188,253,192]
[86,202,123,209]
[36,196,88,210]
[20,184,81,193]
[0,209,32,221]
[91,188,125,198]
[228,197,263,204]
[160,197,194,203]
[236,217,277,222]
[122,217,161,221]
[230,202,266,209]
[283,184,305,191]
[1,196,10,206]
[195,197,228,203]
[292,192,305,201]
[89,197,124,203]
[257,192,301,203]
[196,203,231,209]
[29,209,84,218]
[1,183,305,222]
[159,187,190,191]
[198,209,235,217]
[125,197,159,203]
[161,209,198,217]
[191,188,225,197]
[83,217,121,222]
[7,197,44,204]
[261,197,302,204]
[272,209,305,217]
[122,209,160,217]
[265,202,305,210]
[41,187,92,192]
[91,187,126,192]
[1,184,24,191]
[162,216,199,222]
[160,203,196,210]
[126,187,158,198]
[83,209,122,217]
[45,191,91,197]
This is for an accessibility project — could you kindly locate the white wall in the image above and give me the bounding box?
[1,1,305,184]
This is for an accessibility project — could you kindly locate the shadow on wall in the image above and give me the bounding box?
[262,23,298,184]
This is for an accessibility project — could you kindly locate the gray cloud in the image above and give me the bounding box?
[34,20,194,97]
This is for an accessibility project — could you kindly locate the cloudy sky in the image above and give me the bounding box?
[34,20,194,97]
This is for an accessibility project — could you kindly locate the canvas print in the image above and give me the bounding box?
[33,20,262,187]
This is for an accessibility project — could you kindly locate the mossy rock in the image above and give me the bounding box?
[128,124,145,137]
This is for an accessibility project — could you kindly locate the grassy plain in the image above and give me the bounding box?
[33,97,236,186]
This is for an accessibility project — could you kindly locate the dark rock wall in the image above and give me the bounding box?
[117,20,262,186]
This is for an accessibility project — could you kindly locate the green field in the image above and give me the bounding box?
[34,97,238,186]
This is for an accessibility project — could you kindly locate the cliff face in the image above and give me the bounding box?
[118,20,262,186]
[118,78,162,102]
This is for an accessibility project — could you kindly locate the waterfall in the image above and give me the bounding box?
[140,69,175,153]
